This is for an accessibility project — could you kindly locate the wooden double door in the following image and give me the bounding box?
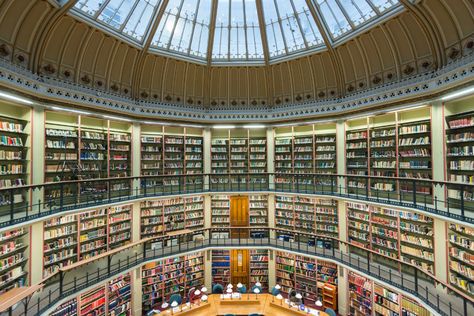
[230,196,249,287]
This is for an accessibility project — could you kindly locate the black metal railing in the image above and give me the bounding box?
[0,173,472,229]
[3,228,473,316]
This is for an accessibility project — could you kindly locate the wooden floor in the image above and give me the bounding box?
[162,294,329,316]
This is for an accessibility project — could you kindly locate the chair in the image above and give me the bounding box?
[237,285,247,294]
[270,286,280,296]
[212,283,224,294]
[168,293,182,305]
[187,287,196,303]
[250,285,262,293]
[325,308,337,316]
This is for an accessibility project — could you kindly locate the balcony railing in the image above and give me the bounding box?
[2,228,472,316]
[0,173,472,229]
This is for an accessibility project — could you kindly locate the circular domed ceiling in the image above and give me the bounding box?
[71,0,402,64]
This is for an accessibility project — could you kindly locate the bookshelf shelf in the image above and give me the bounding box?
[347,202,434,274]
[108,273,131,316]
[211,195,230,227]
[250,249,269,290]
[143,252,204,314]
[212,250,230,286]
[349,271,372,316]
[0,227,28,294]
[374,283,400,316]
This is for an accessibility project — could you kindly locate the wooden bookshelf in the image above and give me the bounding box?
[49,298,77,316]
[398,120,432,197]
[250,249,268,291]
[346,127,369,192]
[322,283,337,310]
[0,227,28,295]
[275,195,338,240]
[447,223,474,297]
[185,136,203,186]
[79,285,106,316]
[445,110,474,204]
[140,196,205,238]
[347,202,434,274]
[370,123,397,193]
[275,252,337,306]
[142,252,204,313]
[43,205,132,276]
[108,273,132,315]
[349,271,372,316]
[43,214,78,277]
[402,296,430,316]
[212,250,230,285]
[294,135,314,175]
[108,127,131,193]
[211,195,230,227]
[374,283,400,316]
[314,133,336,175]
[0,104,29,212]
[249,194,268,230]
[140,134,163,177]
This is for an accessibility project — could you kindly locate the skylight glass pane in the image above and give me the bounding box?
[262,0,324,59]
[75,0,104,16]
[370,0,400,13]
[98,0,135,28]
[338,0,376,26]
[314,0,352,38]
[212,0,264,61]
[122,0,160,41]
[151,0,212,59]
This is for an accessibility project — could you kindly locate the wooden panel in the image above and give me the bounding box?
[230,249,249,287]
[230,196,249,227]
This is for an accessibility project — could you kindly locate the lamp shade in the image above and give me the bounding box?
[275,284,281,290]
[295,293,303,299]
[237,283,243,288]
[194,290,201,296]
[255,282,262,287]
[161,302,169,309]
[315,300,323,307]
[226,288,233,293]
[253,288,261,294]
[170,301,178,308]
[276,294,283,300]
[201,295,208,301]
[201,287,208,293]
[227,284,233,289]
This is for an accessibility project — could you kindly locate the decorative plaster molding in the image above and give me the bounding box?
[0,54,472,123]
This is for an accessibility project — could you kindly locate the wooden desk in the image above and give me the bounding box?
[154,294,329,316]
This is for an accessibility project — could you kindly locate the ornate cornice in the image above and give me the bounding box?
[0,54,472,123]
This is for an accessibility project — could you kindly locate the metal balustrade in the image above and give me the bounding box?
[0,173,472,229]
[2,228,472,316]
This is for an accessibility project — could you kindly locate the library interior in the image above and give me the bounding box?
[0,0,473,315]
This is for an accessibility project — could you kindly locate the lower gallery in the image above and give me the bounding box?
[0,0,473,315]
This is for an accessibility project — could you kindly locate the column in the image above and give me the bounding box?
[266,127,275,189]
[267,194,275,239]
[430,101,449,284]
[29,107,45,284]
[204,250,213,290]
[336,120,346,194]
[31,107,45,211]
[267,250,276,289]
[131,123,141,192]
[338,201,348,252]
[131,201,141,242]
[337,267,349,315]
[203,128,211,190]
[131,266,142,315]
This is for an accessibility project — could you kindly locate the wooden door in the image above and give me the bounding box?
[230,196,249,238]
[230,249,249,288]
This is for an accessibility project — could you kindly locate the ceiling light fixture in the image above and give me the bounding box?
[0,91,34,105]
[51,106,91,115]
[243,124,266,129]
[103,115,131,122]
[441,86,474,101]
[213,125,235,129]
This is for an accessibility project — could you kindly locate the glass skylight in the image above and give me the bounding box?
[262,0,325,58]
[71,0,402,63]
[151,0,212,59]
[74,0,162,42]
[212,0,264,61]
[313,0,400,39]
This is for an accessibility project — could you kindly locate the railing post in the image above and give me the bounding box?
[9,189,14,222]
[414,268,418,292]
[412,179,417,206]
[107,254,111,275]
[59,270,64,296]
[367,252,370,272]
[460,184,465,218]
